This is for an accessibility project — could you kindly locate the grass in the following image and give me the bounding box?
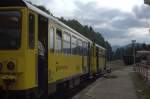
[130,72,150,99]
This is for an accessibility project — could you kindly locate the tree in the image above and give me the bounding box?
[35,5,53,16]
[105,41,113,61]
[26,1,53,16]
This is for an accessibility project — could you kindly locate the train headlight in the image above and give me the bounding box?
[7,61,15,70]
[0,63,2,71]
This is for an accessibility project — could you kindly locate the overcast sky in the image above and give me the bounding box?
[27,0,150,46]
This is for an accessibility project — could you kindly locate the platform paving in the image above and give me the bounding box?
[72,67,138,99]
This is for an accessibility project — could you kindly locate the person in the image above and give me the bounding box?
[38,40,46,98]
[38,40,45,57]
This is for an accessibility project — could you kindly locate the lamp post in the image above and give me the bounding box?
[132,40,136,66]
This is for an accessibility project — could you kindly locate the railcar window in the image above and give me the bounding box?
[103,50,106,57]
[0,11,21,50]
[83,42,88,56]
[83,42,86,56]
[63,33,71,54]
[78,40,83,56]
[49,28,54,50]
[96,47,99,57]
[29,13,35,49]
[101,50,104,57]
[99,50,102,57]
[56,29,62,53]
[71,36,77,55]
[86,43,89,56]
[99,50,101,57]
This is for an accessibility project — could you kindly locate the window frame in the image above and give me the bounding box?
[77,39,83,56]
[0,10,22,50]
[49,27,55,51]
[56,29,63,53]
[63,32,71,55]
[71,36,78,55]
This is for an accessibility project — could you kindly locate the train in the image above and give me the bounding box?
[0,0,109,99]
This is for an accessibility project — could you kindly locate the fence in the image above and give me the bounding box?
[135,62,150,82]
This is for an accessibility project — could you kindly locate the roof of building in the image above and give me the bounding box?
[136,51,150,57]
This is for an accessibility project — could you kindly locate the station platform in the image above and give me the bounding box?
[72,67,138,99]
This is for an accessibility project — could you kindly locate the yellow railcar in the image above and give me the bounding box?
[90,44,106,76]
[0,0,107,99]
[96,44,107,74]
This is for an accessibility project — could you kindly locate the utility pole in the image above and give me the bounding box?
[132,40,136,66]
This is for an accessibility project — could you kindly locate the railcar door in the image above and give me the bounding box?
[83,42,89,74]
[37,15,48,98]
[88,43,91,74]
[96,47,99,73]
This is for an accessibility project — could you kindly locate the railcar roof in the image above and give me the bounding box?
[95,44,106,50]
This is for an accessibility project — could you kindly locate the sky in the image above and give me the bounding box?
[27,0,150,46]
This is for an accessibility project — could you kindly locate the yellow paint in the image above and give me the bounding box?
[48,52,83,83]
[0,7,38,90]
[0,6,107,92]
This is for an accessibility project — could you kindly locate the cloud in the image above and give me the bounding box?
[26,0,150,46]
[133,5,150,19]
[68,1,150,46]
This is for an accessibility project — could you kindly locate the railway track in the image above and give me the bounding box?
[49,77,98,99]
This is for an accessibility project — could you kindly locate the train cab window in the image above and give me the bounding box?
[63,33,71,54]
[71,36,77,55]
[49,28,54,50]
[0,11,21,50]
[56,29,62,53]
[29,13,35,49]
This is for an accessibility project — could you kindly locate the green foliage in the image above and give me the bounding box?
[105,41,112,61]
[26,1,53,15]
[59,18,113,60]
[113,48,124,60]
[59,17,108,48]
[112,43,150,61]
[35,5,53,16]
